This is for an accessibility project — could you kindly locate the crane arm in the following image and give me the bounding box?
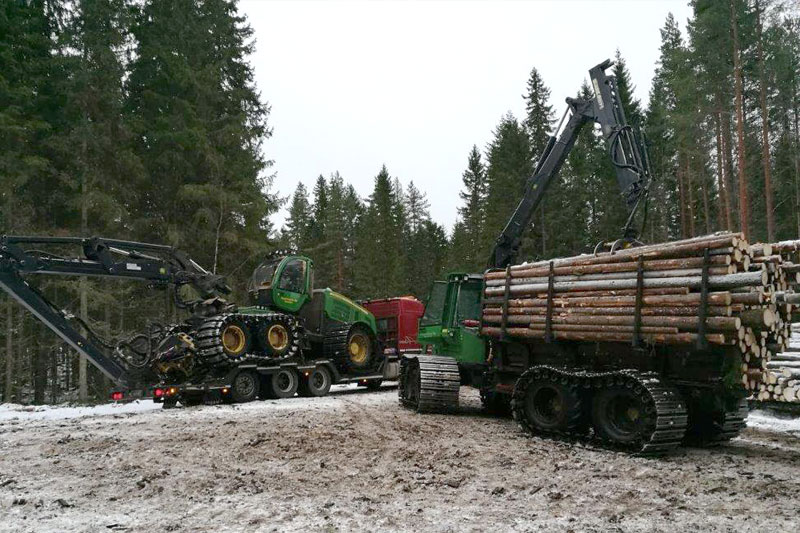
[488,59,652,269]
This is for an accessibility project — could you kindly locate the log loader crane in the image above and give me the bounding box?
[399,59,747,454]
[0,237,394,407]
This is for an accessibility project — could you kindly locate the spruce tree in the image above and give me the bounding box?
[455,145,486,270]
[613,50,644,128]
[283,182,312,251]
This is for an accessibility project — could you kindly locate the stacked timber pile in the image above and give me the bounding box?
[751,239,800,403]
[481,233,792,395]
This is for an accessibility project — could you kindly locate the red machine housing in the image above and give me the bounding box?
[361,296,423,354]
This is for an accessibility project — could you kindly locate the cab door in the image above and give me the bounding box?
[272,257,312,312]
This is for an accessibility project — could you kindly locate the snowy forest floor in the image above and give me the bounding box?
[1,385,800,533]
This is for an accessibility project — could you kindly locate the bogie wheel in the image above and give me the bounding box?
[299,367,332,397]
[257,316,299,359]
[220,318,251,360]
[346,325,376,371]
[270,368,299,399]
[592,386,656,445]
[231,370,260,403]
[513,373,582,433]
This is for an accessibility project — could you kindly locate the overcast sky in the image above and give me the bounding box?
[240,0,694,233]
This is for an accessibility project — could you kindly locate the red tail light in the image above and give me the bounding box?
[154,388,164,398]
[111,391,124,401]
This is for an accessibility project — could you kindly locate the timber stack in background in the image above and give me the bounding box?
[481,232,800,404]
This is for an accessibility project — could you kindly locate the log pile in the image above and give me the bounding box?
[481,233,794,400]
[749,238,800,403]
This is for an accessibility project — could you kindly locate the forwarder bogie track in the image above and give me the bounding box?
[399,355,460,412]
[511,366,688,455]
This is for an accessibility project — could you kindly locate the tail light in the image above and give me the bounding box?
[167,387,177,396]
[111,391,124,401]
[153,388,164,398]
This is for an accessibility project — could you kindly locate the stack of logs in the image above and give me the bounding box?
[481,232,795,401]
[753,239,800,403]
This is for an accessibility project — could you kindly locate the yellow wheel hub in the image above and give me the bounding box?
[348,333,370,364]
[267,324,289,351]
[222,324,247,355]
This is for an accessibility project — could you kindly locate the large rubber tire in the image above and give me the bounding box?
[231,370,260,403]
[270,368,299,399]
[256,314,301,359]
[683,395,748,447]
[592,386,656,445]
[299,366,332,397]
[345,325,377,371]
[516,377,582,433]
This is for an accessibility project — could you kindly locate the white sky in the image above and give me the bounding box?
[240,0,694,233]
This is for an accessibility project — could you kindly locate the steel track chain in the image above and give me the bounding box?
[194,312,301,367]
[398,355,460,413]
[511,365,688,455]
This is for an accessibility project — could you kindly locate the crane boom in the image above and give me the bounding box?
[0,235,230,386]
[488,59,652,269]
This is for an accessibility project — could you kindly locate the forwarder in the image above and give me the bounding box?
[399,59,748,454]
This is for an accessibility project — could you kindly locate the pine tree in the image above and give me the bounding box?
[613,50,644,128]
[283,182,312,251]
[482,114,534,261]
[353,166,404,297]
[454,145,486,270]
[126,0,276,285]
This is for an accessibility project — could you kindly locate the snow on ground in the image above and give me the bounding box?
[1,386,800,533]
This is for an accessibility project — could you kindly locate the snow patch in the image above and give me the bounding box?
[747,409,800,436]
[0,400,161,422]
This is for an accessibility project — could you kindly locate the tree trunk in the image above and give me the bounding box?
[5,300,13,402]
[714,109,731,230]
[732,0,750,240]
[686,154,696,237]
[756,0,775,241]
[677,152,688,238]
[700,171,712,234]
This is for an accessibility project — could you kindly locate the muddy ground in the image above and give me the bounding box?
[1,385,799,532]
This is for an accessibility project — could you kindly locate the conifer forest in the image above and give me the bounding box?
[2,0,800,404]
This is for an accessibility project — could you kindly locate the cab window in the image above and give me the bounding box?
[455,281,482,324]
[278,259,306,293]
[421,282,447,327]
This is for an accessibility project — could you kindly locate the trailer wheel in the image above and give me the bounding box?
[515,377,581,433]
[231,370,259,403]
[162,397,178,409]
[592,386,655,444]
[299,367,332,397]
[270,369,299,399]
[481,389,512,417]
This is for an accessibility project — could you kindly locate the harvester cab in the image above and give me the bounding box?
[247,253,314,313]
[418,273,485,366]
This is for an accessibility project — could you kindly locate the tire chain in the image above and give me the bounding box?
[398,355,460,413]
[194,312,301,368]
[511,366,688,455]
[323,325,382,375]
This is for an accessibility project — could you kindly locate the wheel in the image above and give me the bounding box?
[481,389,512,417]
[365,379,382,391]
[181,394,203,407]
[257,315,300,358]
[683,394,747,446]
[299,367,332,397]
[345,325,376,371]
[220,317,251,360]
[514,375,582,433]
[231,370,259,403]
[270,368,299,399]
[592,386,656,444]
[162,397,178,409]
